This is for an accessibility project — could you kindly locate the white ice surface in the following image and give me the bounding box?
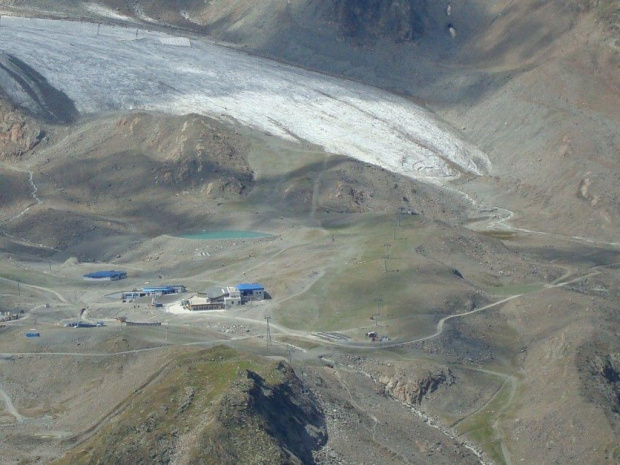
[159,37,191,47]
[0,16,490,179]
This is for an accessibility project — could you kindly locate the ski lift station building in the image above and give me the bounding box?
[197,286,242,307]
[122,285,186,300]
[186,283,265,311]
[83,270,128,282]
[237,283,265,302]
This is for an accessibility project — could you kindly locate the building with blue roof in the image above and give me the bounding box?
[121,285,186,300]
[83,270,127,281]
[236,283,265,302]
[141,286,176,295]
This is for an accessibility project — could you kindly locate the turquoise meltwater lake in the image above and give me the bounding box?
[176,230,270,240]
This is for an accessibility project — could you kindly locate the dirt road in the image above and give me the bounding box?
[0,384,24,422]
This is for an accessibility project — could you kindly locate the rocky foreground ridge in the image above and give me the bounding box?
[53,347,327,465]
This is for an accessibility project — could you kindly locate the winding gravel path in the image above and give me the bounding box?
[0,384,24,422]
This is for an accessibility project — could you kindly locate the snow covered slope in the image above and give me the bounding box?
[0,16,490,179]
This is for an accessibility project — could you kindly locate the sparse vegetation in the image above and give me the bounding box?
[54,347,325,465]
[456,380,514,465]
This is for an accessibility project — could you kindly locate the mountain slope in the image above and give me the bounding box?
[0,3,619,464]
[54,346,327,465]
[2,0,618,240]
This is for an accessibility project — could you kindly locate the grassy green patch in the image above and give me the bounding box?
[456,380,513,465]
[275,216,464,334]
[275,336,320,350]
[478,230,518,241]
[0,268,73,288]
[486,283,544,296]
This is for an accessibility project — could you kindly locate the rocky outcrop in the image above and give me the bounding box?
[114,113,253,194]
[54,348,327,465]
[377,367,455,405]
[589,353,620,414]
[577,341,620,433]
[218,363,327,464]
[0,96,44,158]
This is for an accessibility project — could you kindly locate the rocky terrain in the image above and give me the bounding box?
[0,1,619,464]
[53,347,327,465]
[2,1,619,240]
[21,0,617,242]
[0,92,44,159]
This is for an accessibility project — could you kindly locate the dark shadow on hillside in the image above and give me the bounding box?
[516,245,620,269]
[234,0,576,109]
[244,365,327,464]
[6,137,470,262]
[0,53,78,124]
[240,0,493,107]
